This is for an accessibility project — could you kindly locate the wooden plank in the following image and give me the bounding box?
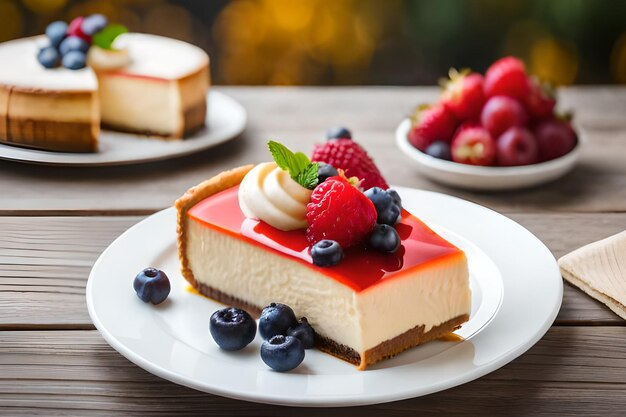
[0,327,625,415]
[0,217,138,328]
[0,87,624,214]
[0,214,624,328]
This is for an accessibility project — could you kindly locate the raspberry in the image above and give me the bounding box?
[533,119,577,162]
[305,177,377,248]
[311,138,388,190]
[67,17,92,43]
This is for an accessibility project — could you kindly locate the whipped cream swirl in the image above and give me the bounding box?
[238,162,312,231]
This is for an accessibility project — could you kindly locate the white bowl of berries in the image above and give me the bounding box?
[396,58,584,191]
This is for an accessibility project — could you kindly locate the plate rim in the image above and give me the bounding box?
[86,187,562,407]
[0,90,247,167]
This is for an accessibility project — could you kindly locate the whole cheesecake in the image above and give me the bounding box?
[176,163,472,370]
[0,33,209,153]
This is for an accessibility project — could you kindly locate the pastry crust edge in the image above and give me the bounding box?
[175,165,254,296]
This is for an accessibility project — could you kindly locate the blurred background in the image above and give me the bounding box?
[1,0,625,86]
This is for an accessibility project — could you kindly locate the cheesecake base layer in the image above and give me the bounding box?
[317,314,469,369]
[0,85,98,153]
[186,276,468,370]
[1,118,97,152]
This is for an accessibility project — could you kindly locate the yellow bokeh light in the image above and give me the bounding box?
[212,0,401,85]
[264,0,314,33]
[212,0,267,47]
[530,37,578,85]
[0,0,22,42]
[21,0,66,14]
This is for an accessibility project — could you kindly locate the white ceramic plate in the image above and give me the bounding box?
[395,118,584,191]
[0,91,246,166]
[86,187,562,407]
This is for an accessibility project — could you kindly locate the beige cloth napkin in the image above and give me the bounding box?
[558,231,626,320]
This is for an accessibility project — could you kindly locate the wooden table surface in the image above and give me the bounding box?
[1,86,625,416]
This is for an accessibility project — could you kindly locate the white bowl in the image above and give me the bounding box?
[395,118,584,191]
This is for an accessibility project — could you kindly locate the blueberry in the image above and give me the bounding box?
[81,14,108,36]
[287,317,315,349]
[62,50,86,70]
[59,36,89,56]
[364,187,401,225]
[37,47,61,69]
[386,189,402,210]
[425,141,452,161]
[209,307,256,351]
[317,162,338,184]
[260,335,305,372]
[259,302,298,340]
[45,21,68,47]
[368,224,401,253]
[326,126,352,140]
[311,240,343,267]
[133,268,171,304]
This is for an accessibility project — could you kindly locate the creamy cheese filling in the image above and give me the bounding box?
[97,74,181,135]
[186,218,471,353]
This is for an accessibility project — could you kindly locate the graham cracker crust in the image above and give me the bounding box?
[176,165,255,300]
[2,119,97,153]
[175,165,470,370]
[188,279,468,370]
[316,314,469,370]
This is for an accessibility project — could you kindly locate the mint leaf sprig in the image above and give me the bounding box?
[93,24,128,50]
[268,140,319,190]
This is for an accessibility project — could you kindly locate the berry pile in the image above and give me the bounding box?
[265,136,401,267]
[408,57,578,167]
[37,15,126,70]
[209,302,315,372]
[303,131,403,265]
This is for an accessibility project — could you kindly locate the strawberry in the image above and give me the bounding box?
[440,70,485,121]
[484,56,530,100]
[524,76,556,120]
[306,176,377,248]
[481,96,528,138]
[451,126,496,166]
[407,104,457,151]
[311,138,388,190]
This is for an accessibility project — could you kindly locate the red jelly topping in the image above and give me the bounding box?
[188,186,463,293]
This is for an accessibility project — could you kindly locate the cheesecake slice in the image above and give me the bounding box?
[95,33,209,138]
[0,33,209,152]
[176,166,471,370]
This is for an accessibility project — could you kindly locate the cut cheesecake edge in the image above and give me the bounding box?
[176,165,471,370]
[176,164,255,284]
[0,84,99,152]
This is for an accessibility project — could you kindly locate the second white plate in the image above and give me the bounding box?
[395,118,584,191]
[0,91,246,166]
[86,186,562,407]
